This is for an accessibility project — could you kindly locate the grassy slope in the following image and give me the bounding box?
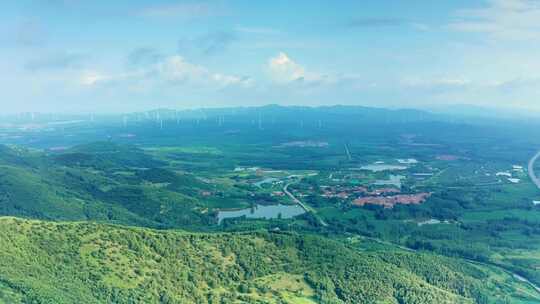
[0,217,526,304]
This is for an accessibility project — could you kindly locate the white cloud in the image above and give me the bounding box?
[138,3,221,19]
[159,55,252,87]
[266,52,376,93]
[448,0,540,40]
[400,75,540,92]
[159,56,207,83]
[79,55,252,89]
[235,26,280,35]
[80,71,108,86]
[410,23,431,31]
[402,76,471,88]
[267,52,367,89]
[212,73,253,87]
[79,70,141,87]
[268,52,306,83]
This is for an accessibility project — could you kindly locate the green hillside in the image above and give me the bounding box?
[0,144,215,229]
[0,217,537,304]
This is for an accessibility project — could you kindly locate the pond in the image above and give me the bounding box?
[217,204,305,224]
[358,164,407,172]
[253,177,280,187]
[374,175,405,188]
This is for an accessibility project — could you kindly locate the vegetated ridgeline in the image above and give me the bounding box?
[0,217,524,304]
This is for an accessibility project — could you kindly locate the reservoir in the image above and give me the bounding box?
[217,204,305,224]
[374,175,405,188]
[358,164,407,172]
[253,177,280,187]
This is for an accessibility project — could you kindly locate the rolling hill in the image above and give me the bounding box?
[0,217,534,304]
[0,143,214,229]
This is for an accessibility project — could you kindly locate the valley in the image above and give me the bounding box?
[5,1,540,302]
[1,106,540,303]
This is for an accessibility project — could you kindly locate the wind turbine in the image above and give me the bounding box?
[199,109,207,121]
[175,110,181,125]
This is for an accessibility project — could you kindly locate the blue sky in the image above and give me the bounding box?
[1,0,540,113]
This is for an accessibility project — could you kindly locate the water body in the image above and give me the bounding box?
[359,164,407,172]
[397,158,418,164]
[418,219,440,226]
[217,204,305,224]
[374,175,405,188]
[253,177,279,187]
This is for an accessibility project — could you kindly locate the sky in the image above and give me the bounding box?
[1,0,540,113]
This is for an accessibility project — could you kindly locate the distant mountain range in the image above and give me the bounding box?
[426,104,540,120]
[3,104,539,127]
[0,104,444,125]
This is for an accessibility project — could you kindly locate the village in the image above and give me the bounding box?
[225,158,435,212]
[217,155,536,218]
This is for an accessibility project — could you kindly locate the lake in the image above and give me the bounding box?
[217,204,305,224]
[374,175,405,188]
[253,177,280,187]
[358,164,407,172]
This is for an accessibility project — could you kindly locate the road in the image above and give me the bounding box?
[528,150,540,190]
[283,183,311,212]
[283,182,328,227]
[344,143,352,161]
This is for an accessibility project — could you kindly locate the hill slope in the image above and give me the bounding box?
[0,217,536,304]
[0,143,214,229]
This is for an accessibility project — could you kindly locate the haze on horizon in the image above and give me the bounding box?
[2,0,540,114]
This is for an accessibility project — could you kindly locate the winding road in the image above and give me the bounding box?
[528,150,540,190]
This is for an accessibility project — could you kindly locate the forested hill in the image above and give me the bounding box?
[0,143,214,229]
[0,217,533,304]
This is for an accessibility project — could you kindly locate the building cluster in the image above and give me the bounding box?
[352,193,431,209]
